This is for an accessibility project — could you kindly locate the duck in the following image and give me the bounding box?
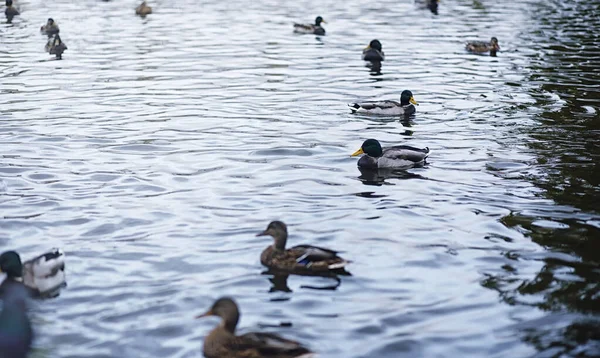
[362,39,385,62]
[466,37,500,56]
[135,1,152,17]
[258,221,349,275]
[351,139,430,169]
[0,249,66,297]
[45,34,67,59]
[0,280,32,358]
[348,90,418,116]
[197,297,314,358]
[4,0,19,22]
[40,18,60,36]
[293,16,326,36]
[415,0,439,15]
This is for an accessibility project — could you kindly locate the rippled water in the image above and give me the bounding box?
[1,0,599,357]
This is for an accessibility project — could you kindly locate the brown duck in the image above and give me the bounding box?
[466,37,500,56]
[135,1,152,17]
[197,297,314,358]
[258,221,349,274]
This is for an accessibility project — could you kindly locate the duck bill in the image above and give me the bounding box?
[410,96,418,105]
[351,148,364,157]
[321,20,327,24]
[195,310,213,319]
[256,230,269,237]
[364,45,371,51]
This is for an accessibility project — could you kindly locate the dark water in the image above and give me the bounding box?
[1,0,599,357]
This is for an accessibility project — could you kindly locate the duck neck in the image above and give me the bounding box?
[273,235,287,251]
[221,314,239,334]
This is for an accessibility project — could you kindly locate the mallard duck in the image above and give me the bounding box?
[45,34,67,59]
[362,39,385,62]
[197,297,314,358]
[258,221,349,275]
[135,1,152,17]
[351,139,430,169]
[293,16,326,36]
[466,37,500,56]
[40,18,59,36]
[5,0,19,21]
[416,0,439,15]
[0,249,66,297]
[0,280,32,358]
[348,90,418,116]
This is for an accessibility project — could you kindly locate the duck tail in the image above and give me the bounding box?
[348,103,360,113]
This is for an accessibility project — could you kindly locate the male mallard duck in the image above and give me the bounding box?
[466,37,500,56]
[0,249,66,297]
[416,0,439,15]
[5,0,19,21]
[45,34,67,59]
[293,16,326,36]
[0,280,32,358]
[40,18,59,36]
[258,221,349,275]
[197,297,314,358]
[351,139,430,169]
[348,90,418,116]
[362,39,385,62]
[135,1,152,17]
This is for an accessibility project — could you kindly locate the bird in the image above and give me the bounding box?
[293,16,326,36]
[40,18,60,36]
[362,39,385,62]
[351,139,430,169]
[348,90,418,116]
[415,0,439,15]
[4,0,19,22]
[0,249,66,297]
[466,37,500,56]
[135,1,152,17]
[45,34,67,59]
[0,280,32,358]
[197,297,314,358]
[258,221,349,275]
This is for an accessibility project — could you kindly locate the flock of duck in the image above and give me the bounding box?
[2,1,502,357]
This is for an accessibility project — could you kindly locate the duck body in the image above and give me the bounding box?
[0,249,66,297]
[349,90,418,116]
[45,34,67,59]
[352,139,430,169]
[362,39,385,62]
[135,1,152,16]
[40,18,59,36]
[466,37,500,56]
[0,280,32,358]
[415,0,439,14]
[5,0,19,20]
[293,16,326,35]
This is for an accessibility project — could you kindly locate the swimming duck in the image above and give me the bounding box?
[293,16,326,36]
[45,34,67,59]
[258,221,349,275]
[0,280,32,358]
[135,1,152,17]
[466,37,500,56]
[362,39,385,62]
[348,90,418,116]
[5,0,19,21]
[40,18,60,36]
[197,297,314,358]
[351,139,430,169]
[416,0,439,15]
[0,249,66,297]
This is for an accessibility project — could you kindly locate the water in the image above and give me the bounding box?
[1,0,599,357]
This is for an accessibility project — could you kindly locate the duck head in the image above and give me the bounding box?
[366,39,382,52]
[6,0,13,7]
[0,251,23,278]
[196,297,240,333]
[352,139,383,158]
[429,0,439,15]
[257,221,288,251]
[47,18,55,26]
[315,16,326,26]
[400,90,418,106]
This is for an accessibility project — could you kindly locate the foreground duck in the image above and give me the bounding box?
[293,16,326,35]
[0,280,32,358]
[258,221,349,275]
[45,34,67,59]
[351,139,430,169]
[40,18,59,36]
[362,39,385,62]
[135,1,152,17]
[0,249,66,297]
[466,37,500,56]
[349,89,418,116]
[197,297,314,358]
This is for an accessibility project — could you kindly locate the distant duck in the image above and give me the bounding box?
[348,90,418,116]
[416,0,439,15]
[0,249,66,297]
[135,1,152,17]
[45,34,67,59]
[4,0,19,22]
[197,297,314,358]
[40,18,60,36]
[293,16,326,35]
[0,280,32,358]
[466,37,500,56]
[351,139,430,169]
[362,39,385,62]
[258,221,350,275]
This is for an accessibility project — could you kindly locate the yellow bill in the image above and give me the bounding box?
[351,148,364,157]
[410,96,418,105]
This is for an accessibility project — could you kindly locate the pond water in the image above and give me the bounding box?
[1,0,599,357]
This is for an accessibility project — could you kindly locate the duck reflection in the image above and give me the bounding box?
[366,61,382,76]
[263,270,346,293]
[358,167,426,186]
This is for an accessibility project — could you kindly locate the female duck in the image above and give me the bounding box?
[293,16,326,35]
[40,18,59,35]
[351,139,430,169]
[466,37,500,56]
[0,249,66,297]
[349,89,418,116]
[45,34,67,59]
[135,1,152,17]
[258,221,349,274]
[197,297,313,358]
[362,39,385,62]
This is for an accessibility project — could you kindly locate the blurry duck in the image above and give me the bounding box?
[0,280,32,358]
[351,139,430,169]
[293,16,326,35]
[348,90,418,116]
[362,39,385,62]
[258,221,350,275]
[0,249,66,297]
[40,18,60,36]
[197,297,314,358]
[416,0,439,15]
[135,1,152,17]
[45,34,67,59]
[466,37,500,56]
[5,0,19,22]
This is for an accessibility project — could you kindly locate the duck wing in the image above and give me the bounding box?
[383,145,430,162]
[22,249,66,295]
[293,23,315,34]
[289,245,349,270]
[238,332,313,357]
[466,41,489,52]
